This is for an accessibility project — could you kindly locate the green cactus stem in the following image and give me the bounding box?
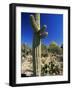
[30,13,48,76]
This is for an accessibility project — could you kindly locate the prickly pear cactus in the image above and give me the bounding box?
[30,13,48,76]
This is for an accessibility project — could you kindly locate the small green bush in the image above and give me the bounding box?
[48,42,62,55]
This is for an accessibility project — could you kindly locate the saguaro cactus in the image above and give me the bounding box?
[30,13,48,76]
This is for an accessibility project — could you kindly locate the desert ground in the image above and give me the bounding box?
[21,43,63,77]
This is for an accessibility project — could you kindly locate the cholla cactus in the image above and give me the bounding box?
[41,60,62,76]
[30,13,48,76]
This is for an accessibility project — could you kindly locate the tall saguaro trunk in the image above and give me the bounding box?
[30,13,48,76]
[34,13,41,76]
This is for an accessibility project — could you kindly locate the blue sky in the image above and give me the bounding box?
[21,13,63,47]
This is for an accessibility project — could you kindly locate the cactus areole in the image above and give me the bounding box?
[30,13,48,76]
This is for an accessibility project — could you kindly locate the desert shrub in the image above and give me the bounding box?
[41,53,48,57]
[41,44,48,57]
[48,42,62,55]
[41,64,48,76]
[48,61,60,75]
[61,43,63,49]
[41,60,61,76]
